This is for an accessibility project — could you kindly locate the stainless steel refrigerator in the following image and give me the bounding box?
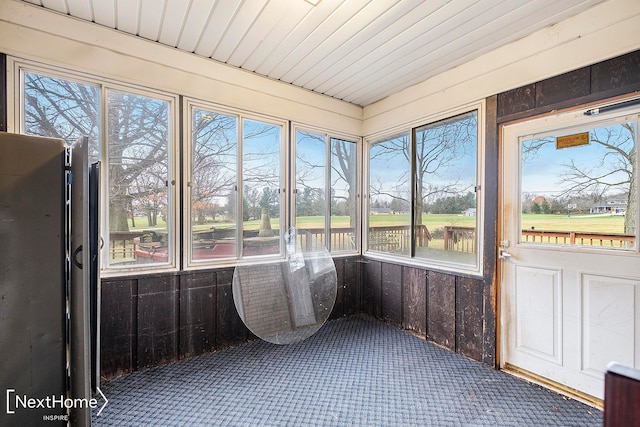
[0,132,99,426]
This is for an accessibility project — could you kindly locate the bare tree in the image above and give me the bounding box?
[369,112,477,222]
[24,73,172,233]
[331,138,357,227]
[191,112,237,224]
[523,123,636,234]
[560,124,636,234]
[107,90,169,232]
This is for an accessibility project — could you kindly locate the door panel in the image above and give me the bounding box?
[515,265,561,362]
[501,102,640,401]
[581,274,638,374]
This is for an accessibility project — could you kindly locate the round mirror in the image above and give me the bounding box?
[232,227,337,344]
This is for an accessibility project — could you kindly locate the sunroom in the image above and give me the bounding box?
[1,0,640,425]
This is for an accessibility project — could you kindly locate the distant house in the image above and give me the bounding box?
[370,207,393,215]
[464,208,477,217]
[590,197,627,215]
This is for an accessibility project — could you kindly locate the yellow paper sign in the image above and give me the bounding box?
[556,132,589,149]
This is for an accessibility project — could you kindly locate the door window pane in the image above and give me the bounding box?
[414,111,478,267]
[521,120,638,249]
[107,89,171,266]
[190,109,238,260]
[368,133,411,256]
[242,119,282,256]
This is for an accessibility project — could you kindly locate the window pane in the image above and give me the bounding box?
[331,138,357,251]
[107,89,171,266]
[190,109,238,260]
[414,111,478,267]
[521,120,637,249]
[242,119,282,256]
[295,130,327,250]
[368,133,411,256]
[23,71,101,161]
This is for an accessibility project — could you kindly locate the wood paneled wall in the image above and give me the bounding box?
[497,50,640,123]
[362,261,490,363]
[100,257,361,379]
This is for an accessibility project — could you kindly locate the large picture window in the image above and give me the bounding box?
[294,128,358,253]
[21,68,178,271]
[19,63,362,273]
[186,103,285,265]
[366,108,483,273]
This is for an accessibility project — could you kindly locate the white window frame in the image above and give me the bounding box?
[291,123,361,255]
[363,101,486,276]
[184,98,289,269]
[11,58,180,276]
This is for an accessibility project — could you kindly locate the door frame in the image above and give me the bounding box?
[496,94,640,405]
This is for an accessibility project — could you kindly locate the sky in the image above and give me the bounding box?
[520,122,636,199]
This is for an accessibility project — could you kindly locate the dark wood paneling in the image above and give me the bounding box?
[343,258,362,315]
[0,53,6,132]
[100,279,136,378]
[535,67,590,108]
[137,276,178,369]
[330,258,345,319]
[381,263,402,326]
[401,267,426,337]
[179,272,216,358]
[604,367,640,427]
[455,277,484,361]
[497,84,536,117]
[363,260,382,319]
[216,268,250,347]
[483,94,499,367]
[592,50,640,93]
[427,271,456,351]
[498,49,640,123]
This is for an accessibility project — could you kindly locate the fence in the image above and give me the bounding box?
[521,229,635,248]
[107,226,636,261]
[443,226,476,253]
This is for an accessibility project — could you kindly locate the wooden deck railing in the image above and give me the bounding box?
[444,226,476,253]
[107,226,635,262]
[109,231,144,261]
[295,227,356,252]
[521,229,635,248]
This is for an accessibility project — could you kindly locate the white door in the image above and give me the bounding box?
[500,101,640,401]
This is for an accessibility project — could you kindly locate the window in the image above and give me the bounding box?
[186,102,285,265]
[106,89,174,267]
[520,114,639,250]
[294,128,358,253]
[366,108,483,273]
[242,119,283,257]
[23,71,101,161]
[19,64,358,273]
[20,67,177,271]
[414,111,479,267]
[188,109,238,261]
[367,132,411,256]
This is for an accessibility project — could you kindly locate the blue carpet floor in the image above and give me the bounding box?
[92,316,602,426]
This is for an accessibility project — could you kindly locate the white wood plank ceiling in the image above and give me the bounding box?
[21,0,606,107]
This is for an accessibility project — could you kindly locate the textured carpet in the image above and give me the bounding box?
[92,316,602,426]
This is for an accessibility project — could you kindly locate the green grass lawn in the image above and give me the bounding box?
[130,212,626,235]
[521,213,626,234]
